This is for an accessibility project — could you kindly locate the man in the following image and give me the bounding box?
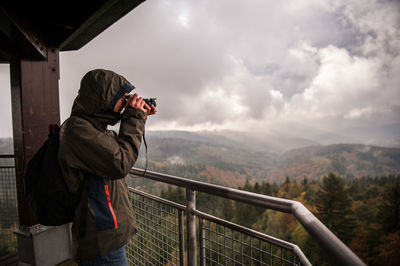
[58,69,156,265]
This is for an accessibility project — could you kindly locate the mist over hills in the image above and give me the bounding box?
[273,144,400,182]
[1,126,399,185]
[146,130,319,155]
[0,138,14,166]
[256,122,400,148]
[0,138,13,154]
[137,130,400,185]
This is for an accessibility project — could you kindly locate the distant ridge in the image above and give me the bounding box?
[267,144,400,182]
[1,131,399,185]
[136,131,400,185]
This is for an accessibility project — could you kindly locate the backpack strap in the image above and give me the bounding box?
[48,124,60,136]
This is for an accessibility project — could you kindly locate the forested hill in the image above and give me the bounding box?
[135,131,400,185]
[1,132,399,184]
[270,144,400,182]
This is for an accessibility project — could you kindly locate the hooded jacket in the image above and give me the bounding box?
[58,69,145,260]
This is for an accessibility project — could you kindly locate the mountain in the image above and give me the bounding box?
[136,131,400,185]
[268,144,400,182]
[1,130,399,186]
[147,130,319,154]
[265,121,400,148]
[338,123,400,148]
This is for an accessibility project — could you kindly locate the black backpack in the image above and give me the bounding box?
[23,124,81,226]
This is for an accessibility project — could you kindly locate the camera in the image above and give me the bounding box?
[143,98,157,107]
[123,94,157,108]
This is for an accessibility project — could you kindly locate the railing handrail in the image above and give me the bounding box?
[130,167,366,266]
[0,154,15,158]
[129,187,186,211]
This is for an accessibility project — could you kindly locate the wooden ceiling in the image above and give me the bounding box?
[0,0,145,62]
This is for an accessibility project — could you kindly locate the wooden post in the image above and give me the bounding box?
[10,48,60,226]
[10,49,72,266]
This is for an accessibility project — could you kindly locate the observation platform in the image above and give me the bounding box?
[0,1,365,265]
[0,252,18,266]
[0,162,365,265]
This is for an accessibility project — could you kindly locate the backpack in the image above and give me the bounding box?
[23,124,81,226]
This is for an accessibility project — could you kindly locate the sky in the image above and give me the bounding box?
[0,0,399,143]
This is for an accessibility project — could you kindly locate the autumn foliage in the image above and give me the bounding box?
[158,174,400,265]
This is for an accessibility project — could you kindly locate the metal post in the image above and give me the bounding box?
[179,210,185,266]
[199,218,205,266]
[186,188,197,266]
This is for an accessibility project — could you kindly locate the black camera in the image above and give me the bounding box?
[123,94,157,108]
[143,98,157,107]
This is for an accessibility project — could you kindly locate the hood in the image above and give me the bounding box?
[71,69,135,130]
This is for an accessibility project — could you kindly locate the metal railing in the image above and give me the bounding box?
[128,188,185,265]
[197,210,306,265]
[0,156,365,265]
[0,155,18,253]
[127,187,309,266]
[128,167,365,266]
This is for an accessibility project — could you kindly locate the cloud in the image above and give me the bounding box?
[283,0,400,129]
[287,45,381,119]
[345,107,379,120]
[1,0,399,141]
[40,0,400,136]
[0,65,12,138]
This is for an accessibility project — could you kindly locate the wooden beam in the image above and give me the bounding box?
[10,49,60,226]
[0,7,47,60]
[60,0,145,51]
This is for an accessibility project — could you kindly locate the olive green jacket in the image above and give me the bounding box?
[58,69,144,260]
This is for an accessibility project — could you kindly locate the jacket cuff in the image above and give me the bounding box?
[122,106,146,120]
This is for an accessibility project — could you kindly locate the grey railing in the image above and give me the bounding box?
[128,186,309,266]
[129,167,366,266]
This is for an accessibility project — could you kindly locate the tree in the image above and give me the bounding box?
[215,198,234,221]
[315,173,356,244]
[301,177,308,187]
[377,231,400,266]
[378,179,400,234]
[292,224,331,266]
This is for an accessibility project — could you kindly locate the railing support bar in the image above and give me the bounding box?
[179,210,185,266]
[186,188,197,266]
[199,218,205,266]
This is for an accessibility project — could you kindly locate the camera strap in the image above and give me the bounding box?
[142,129,149,177]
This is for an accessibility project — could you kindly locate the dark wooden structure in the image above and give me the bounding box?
[0,251,18,266]
[0,0,144,229]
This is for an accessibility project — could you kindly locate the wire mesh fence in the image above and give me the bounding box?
[127,188,184,266]
[199,217,303,266]
[127,186,308,266]
[0,164,18,253]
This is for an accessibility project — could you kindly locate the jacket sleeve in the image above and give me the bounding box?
[63,107,145,179]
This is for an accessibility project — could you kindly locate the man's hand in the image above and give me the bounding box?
[127,93,157,119]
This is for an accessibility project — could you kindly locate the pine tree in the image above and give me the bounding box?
[378,178,400,234]
[315,173,356,244]
[215,198,234,221]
